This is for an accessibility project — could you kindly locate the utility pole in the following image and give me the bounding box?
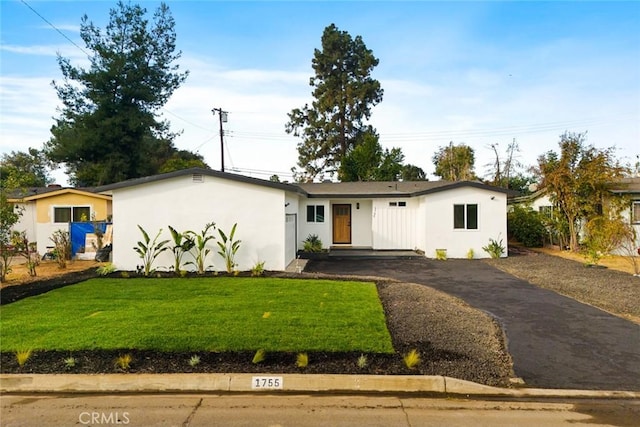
[211,107,228,172]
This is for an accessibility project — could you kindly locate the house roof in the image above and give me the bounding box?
[93,167,516,198]
[93,168,304,195]
[609,177,640,194]
[298,180,515,198]
[6,186,110,202]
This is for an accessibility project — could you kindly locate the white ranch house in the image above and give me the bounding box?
[96,168,511,272]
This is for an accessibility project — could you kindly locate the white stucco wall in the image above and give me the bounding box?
[13,203,37,246]
[298,200,331,249]
[372,198,417,250]
[111,174,289,272]
[423,187,508,259]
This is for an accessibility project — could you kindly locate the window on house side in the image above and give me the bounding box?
[306,205,325,223]
[632,201,640,224]
[454,204,478,230]
[54,206,91,223]
[54,207,71,223]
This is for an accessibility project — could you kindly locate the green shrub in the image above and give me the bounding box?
[133,225,170,276]
[466,248,474,259]
[435,249,447,260]
[96,263,116,276]
[303,234,323,252]
[217,223,241,273]
[483,237,505,259]
[507,205,546,247]
[251,261,265,277]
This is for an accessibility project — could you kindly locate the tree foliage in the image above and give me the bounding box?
[286,23,383,181]
[338,134,425,182]
[538,132,627,251]
[45,1,191,186]
[507,205,546,247]
[432,143,476,181]
[0,148,52,189]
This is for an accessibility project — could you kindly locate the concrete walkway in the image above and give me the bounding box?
[305,258,640,391]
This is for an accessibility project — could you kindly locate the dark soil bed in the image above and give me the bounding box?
[0,272,514,387]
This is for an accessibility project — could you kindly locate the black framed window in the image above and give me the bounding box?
[306,205,325,223]
[454,204,478,230]
[54,206,91,223]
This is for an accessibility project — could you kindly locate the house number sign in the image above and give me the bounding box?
[251,376,284,390]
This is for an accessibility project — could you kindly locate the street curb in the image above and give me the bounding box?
[1,374,638,398]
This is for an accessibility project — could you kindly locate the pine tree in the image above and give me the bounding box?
[286,24,383,181]
[45,2,193,186]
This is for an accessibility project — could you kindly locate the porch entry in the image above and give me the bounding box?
[332,204,352,244]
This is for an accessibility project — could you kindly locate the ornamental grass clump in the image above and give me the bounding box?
[296,352,308,368]
[115,354,133,371]
[403,349,421,370]
[252,349,266,364]
[15,349,32,367]
[64,356,77,369]
[188,355,201,367]
[357,354,368,369]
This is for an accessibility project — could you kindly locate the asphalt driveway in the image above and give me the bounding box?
[306,258,640,391]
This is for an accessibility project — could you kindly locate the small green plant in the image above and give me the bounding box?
[15,349,32,367]
[357,354,368,369]
[252,349,266,364]
[133,225,170,276]
[185,222,216,274]
[251,261,265,277]
[435,248,447,260]
[120,271,130,278]
[296,352,309,368]
[115,354,133,371]
[466,248,474,259]
[482,237,505,259]
[50,230,71,269]
[217,223,241,273]
[403,349,421,370]
[96,263,116,276]
[168,226,195,274]
[188,354,201,367]
[179,269,188,278]
[303,234,323,252]
[64,356,77,369]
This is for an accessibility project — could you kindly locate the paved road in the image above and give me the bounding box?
[306,258,640,391]
[2,394,638,426]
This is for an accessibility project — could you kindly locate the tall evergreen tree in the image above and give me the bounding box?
[45,2,190,186]
[286,24,383,181]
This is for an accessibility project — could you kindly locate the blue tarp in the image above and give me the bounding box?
[70,222,111,256]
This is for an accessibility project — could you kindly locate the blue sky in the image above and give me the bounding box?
[1,1,639,182]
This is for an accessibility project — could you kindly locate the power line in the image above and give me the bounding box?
[20,0,89,57]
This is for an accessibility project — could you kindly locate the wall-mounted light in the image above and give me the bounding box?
[285,202,290,207]
[490,196,495,200]
[356,202,360,209]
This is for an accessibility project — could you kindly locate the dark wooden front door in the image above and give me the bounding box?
[332,204,352,244]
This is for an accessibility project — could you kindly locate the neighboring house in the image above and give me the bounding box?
[509,189,554,219]
[8,186,112,256]
[509,177,640,251]
[610,177,640,252]
[95,168,512,272]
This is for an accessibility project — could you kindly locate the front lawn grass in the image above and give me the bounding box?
[0,277,394,353]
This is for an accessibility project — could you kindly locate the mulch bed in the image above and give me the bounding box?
[0,271,514,387]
